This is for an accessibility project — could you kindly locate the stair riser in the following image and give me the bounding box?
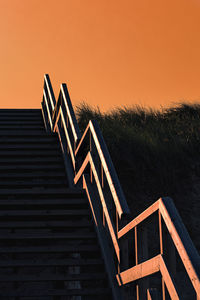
[0,151,63,157]
[0,144,60,149]
[0,166,65,172]
[0,161,63,167]
[0,288,111,297]
[0,244,99,253]
[0,132,55,136]
[0,183,68,189]
[0,173,66,179]
[0,138,58,143]
[0,198,87,205]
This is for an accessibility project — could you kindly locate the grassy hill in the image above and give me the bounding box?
[76,102,200,251]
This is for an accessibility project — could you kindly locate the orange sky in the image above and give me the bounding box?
[0,0,200,111]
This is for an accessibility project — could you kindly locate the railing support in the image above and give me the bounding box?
[138,226,149,300]
[41,74,200,300]
[119,218,129,300]
[165,229,177,280]
[147,288,159,300]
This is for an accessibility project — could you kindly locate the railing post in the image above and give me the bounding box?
[147,288,159,300]
[41,101,51,133]
[165,229,176,280]
[135,226,139,300]
[138,226,149,300]
[118,216,129,272]
[158,210,166,300]
[119,216,130,300]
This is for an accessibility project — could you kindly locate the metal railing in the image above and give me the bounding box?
[41,74,200,300]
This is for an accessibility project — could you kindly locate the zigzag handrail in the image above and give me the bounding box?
[41,74,200,299]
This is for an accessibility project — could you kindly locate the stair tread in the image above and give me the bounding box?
[0,258,102,267]
[0,144,59,149]
[0,116,42,119]
[0,172,66,178]
[0,232,95,239]
[0,157,62,163]
[0,138,57,143]
[0,209,90,216]
[0,149,61,155]
[0,244,98,253]
[0,220,91,228]
[0,288,111,296]
[0,131,55,136]
[0,121,42,124]
[0,109,41,112]
[0,124,44,127]
[0,128,45,131]
[0,199,87,205]
[0,182,67,187]
[0,118,41,121]
[0,273,105,281]
[0,188,83,194]
[0,165,65,171]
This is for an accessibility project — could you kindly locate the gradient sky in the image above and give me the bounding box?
[0,0,200,111]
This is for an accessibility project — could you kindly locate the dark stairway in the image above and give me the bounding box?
[0,109,112,299]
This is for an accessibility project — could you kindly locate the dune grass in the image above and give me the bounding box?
[76,102,200,216]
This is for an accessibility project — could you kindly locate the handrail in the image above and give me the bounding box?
[41,74,200,299]
[42,74,56,130]
[118,197,200,297]
[74,151,120,261]
[52,83,81,144]
[51,83,81,171]
[75,119,130,217]
[42,74,130,216]
[117,254,180,299]
[44,74,56,110]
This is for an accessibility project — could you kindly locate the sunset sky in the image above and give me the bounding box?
[0,0,200,111]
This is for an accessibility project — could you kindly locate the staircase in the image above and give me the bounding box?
[0,109,112,299]
[0,75,199,300]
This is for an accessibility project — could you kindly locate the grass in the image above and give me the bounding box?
[75,102,200,247]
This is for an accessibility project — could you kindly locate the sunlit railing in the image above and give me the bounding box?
[117,197,200,299]
[41,74,200,300]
